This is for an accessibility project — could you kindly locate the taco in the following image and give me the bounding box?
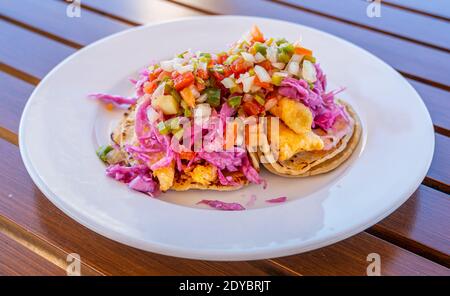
[256,99,361,177]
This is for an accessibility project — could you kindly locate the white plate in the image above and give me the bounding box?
[19,16,434,260]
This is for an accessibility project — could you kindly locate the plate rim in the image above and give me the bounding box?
[18,15,435,260]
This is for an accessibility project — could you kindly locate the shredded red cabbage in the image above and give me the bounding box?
[89,93,137,106]
[277,65,347,130]
[197,200,245,211]
[106,164,160,197]
[266,196,287,203]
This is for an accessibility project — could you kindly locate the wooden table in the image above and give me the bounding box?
[0,0,449,276]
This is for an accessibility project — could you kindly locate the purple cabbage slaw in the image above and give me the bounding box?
[106,164,160,197]
[89,93,137,106]
[197,200,246,211]
[265,196,287,203]
[277,64,348,131]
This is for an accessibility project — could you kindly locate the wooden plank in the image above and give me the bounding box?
[0,139,446,275]
[407,79,450,132]
[169,0,450,88]
[0,0,130,47]
[0,19,75,79]
[0,71,33,132]
[1,3,448,134]
[428,133,450,185]
[369,185,450,266]
[383,0,450,20]
[0,139,296,275]
[81,0,203,24]
[273,232,449,275]
[0,231,65,275]
[274,0,450,51]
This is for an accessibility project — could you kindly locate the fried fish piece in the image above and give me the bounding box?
[188,164,218,186]
[267,119,324,161]
[269,97,313,134]
[153,160,175,191]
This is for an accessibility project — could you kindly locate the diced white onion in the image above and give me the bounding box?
[254,65,271,83]
[160,60,174,71]
[290,54,302,63]
[287,61,300,76]
[267,47,278,63]
[254,52,266,63]
[151,81,166,100]
[198,61,207,72]
[273,71,289,78]
[176,64,194,74]
[271,62,286,69]
[302,60,317,83]
[241,76,255,93]
[221,76,236,88]
[194,103,212,122]
[146,106,160,123]
[196,93,208,103]
[189,84,200,99]
[241,52,255,63]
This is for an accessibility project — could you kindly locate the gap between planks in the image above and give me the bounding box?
[381,0,450,23]
[0,215,103,275]
[268,0,450,54]
[0,1,449,267]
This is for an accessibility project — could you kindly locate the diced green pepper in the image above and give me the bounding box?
[227,95,242,108]
[177,50,188,58]
[157,121,170,135]
[199,52,211,58]
[265,37,274,46]
[304,55,316,63]
[205,88,221,107]
[254,94,265,106]
[254,42,267,56]
[96,145,113,162]
[278,52,291,63]
[166,117,180,130]
[224,54,239,65]
[184,107,192,117]
[170,88,182,103]
[248,68,256,76]
[275,38,288,46]
[279,43,294,54]
[308,82,315,90]
[271,73,284,86]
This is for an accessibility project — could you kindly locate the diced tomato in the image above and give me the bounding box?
[250,25,265,43]
[156,70,171,82]
[148,68,163,81]
[231,57,249,75]
[258,60,272,71]
[294,47,313,57]
[196,80,206,92]
[254,76,273,90]
[197,69,209,79]
[243,100,265,116]
[211,66,232,81]
[174,72,195,91]
[143,80,157,94]
[216,54,228,65]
